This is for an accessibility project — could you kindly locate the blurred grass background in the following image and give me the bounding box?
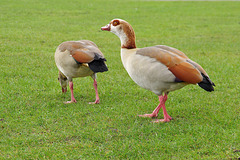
[0,0,239,159]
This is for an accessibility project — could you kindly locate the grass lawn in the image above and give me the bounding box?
[0,0,240,159]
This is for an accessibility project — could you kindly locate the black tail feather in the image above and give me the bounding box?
[198,73,215,92]
[88,59,108,73]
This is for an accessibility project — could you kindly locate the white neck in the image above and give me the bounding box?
[120,48,138,69]
[111,22,136,49]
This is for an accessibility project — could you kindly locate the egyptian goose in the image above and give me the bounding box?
[101,19,215,122]
[55,40,108,104]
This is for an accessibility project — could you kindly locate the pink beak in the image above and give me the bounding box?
[62,87,67,93]
[101,24,111,31]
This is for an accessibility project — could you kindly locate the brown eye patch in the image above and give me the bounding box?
[112,20,120,26]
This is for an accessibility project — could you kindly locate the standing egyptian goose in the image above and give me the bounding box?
[55,40,108,104]
[101,19,215,122]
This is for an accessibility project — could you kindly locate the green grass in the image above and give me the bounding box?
[1,0,240,159]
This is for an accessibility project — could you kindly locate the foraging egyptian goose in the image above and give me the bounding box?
[101,19,215,122]
[55,40,108,104]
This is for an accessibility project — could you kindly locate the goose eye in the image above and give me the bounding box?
[112,20,120,26]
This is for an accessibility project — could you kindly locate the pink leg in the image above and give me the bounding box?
[139,94,172,122]
[89,79,100,104]
[153,100,172,123]
[139,95,166,118]
[64,81,77,104]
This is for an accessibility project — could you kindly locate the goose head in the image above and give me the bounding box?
[58,71,68,93]
[101,19,136,49]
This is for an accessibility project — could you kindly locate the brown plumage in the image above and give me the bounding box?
[55,40,108,104]
[101,19,215,122]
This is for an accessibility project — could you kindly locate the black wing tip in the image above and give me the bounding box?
[198,73,215,92]
[88,60,108,73]
[198,82,215,92]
